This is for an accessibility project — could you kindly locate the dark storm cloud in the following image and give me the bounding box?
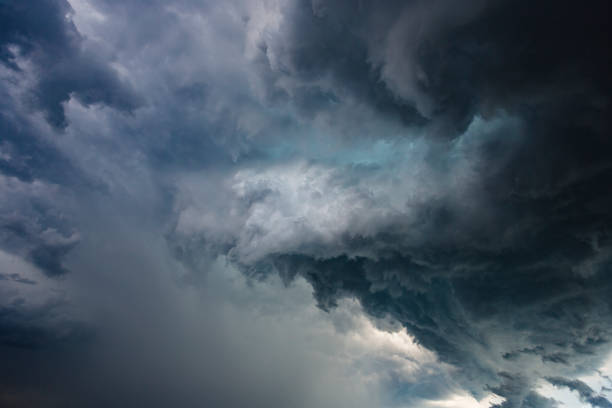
[0,172,79,277]
[170,0,612,405]
[0,112,79,184]
[0,299,91,349]
[0,214,78,279]
[1,0,612,406]
[257,0,610,137]
[259,244,611,404]
[0,2,401,407]
[251,0,428,128]
[0,92,84,279]
[0,0,141,127]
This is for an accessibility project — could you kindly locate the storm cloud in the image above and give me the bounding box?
[0,0,141,127]
[1,0,611,407]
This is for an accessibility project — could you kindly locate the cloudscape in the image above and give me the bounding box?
[1,1,611,407]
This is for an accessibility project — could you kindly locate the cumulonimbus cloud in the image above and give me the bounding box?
[1,0,611,407]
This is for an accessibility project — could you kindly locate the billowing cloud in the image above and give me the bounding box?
[0,0,141,127]
[1,0,611,407]
[168,0,612,404]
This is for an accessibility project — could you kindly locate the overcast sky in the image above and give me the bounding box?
[1,1,612,407]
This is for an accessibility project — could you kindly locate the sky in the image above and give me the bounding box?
[1,0,611,407]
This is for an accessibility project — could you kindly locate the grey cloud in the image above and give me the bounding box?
[486,373,556,408]
[0,299,91,349]
[257,0,611,139]
[170,103,612,404]
[546,377,612,408]
[0,176,79,277]
[0,118,72,184]
[0,0,141,127]
[0,249,92,352]
[250,0,428,133]
[0,200,423,407]
[1,0,612,406]
[185,2,611,404]
[0,273,35,285]
[256,251,611,402]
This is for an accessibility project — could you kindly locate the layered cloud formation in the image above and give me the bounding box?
[1,0,611,407]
